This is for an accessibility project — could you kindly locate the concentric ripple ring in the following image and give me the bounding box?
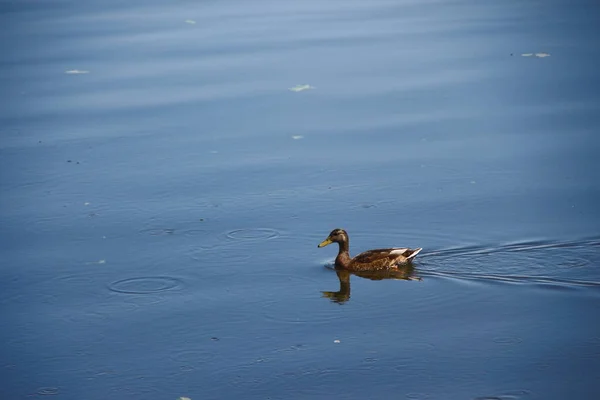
[225,228,280,241]
[108,276,182,294]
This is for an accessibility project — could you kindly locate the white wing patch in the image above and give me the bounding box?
[407,248,423,259]
[390,248,409,255]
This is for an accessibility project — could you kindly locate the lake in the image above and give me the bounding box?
[1,0,599,399]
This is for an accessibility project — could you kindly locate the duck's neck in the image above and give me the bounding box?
[335,240,351,269]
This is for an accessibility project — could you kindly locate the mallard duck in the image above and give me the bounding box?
[318,229,422,271]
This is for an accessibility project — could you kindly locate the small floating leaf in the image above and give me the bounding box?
[521,52,550,58]
[85,259,106,265]
[65,69,90,74]
[289,84,314,92]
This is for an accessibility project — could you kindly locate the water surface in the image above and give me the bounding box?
[1,0,599,399]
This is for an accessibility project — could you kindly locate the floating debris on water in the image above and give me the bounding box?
[178,397,191,400]
[65,69,90,74]
[86,259,106,265]
[289,84,314,92]
[185,20,196,24]
[521,52,550,58]
[334,339,341,344]
[291,135,304,140]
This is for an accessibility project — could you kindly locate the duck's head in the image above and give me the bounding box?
[318,228,348,248]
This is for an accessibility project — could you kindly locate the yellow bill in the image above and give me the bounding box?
[318,238,333,248]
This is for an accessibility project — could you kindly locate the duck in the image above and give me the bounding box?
[317,228,422,271]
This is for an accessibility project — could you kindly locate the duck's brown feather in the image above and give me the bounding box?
[347,248,421,271]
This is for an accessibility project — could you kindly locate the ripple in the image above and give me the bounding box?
[359,203,377,209]
[225,228,280,241]
[171,349,215,364]
[424,237,600,260]
[419,270,600,289]
[139,226,208,238]
[123,295,166,307]
[53,274,96,286]
[139,227,176,236]
[408,342,436,351]
[108,276,182,294]
[502,390,531,399]
[273,344,306,354]
[557,256,591,269]
[493,336,523,345]
[475,391,531,400]
[180,228,209,237]
[406,393,431,399]
[260,304,346,324]
[81,302,139,321]
[36,387,60,396]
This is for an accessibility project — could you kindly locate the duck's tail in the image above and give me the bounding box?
[406,248,423,260]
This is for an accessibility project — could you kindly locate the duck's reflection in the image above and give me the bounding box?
[322,265,421,304]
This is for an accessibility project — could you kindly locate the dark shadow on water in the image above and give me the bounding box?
[322,265,421,304]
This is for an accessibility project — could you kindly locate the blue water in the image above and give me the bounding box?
[1,1,599,399]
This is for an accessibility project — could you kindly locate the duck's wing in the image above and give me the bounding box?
[352,248,409,262]
[350,248,404,268]
[352,248,422,269]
